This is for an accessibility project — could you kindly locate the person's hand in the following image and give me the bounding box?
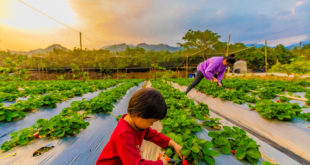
[212,78,218,83]
[168,140,184,160]
[159,156,168,165]
[218,82,222,87]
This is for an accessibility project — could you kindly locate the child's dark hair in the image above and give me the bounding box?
[128,88,167,119]
[224,54,236,64]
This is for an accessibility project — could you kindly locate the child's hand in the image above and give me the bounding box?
[168,140,184,160]
[159,156,168,165]
[158,153,169,165]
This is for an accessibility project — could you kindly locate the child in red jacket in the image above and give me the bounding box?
[96,88,183,165]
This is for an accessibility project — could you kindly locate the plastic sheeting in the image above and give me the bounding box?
[0,89,106,146]
[0,82,143,165]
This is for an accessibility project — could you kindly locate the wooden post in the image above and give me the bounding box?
[38,62,40,80]
[116,57,118,79]
[226,34,231,73]
[186,56,189,78]
[80,32,84,73]
[226,33,231,57]
[299,42,302,57]
[154,58,157,80]
[79,32,82,49]
[265,40,268,72]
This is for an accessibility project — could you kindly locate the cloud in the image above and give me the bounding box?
[256,34,308,47]
[1,0,310,50]
[296,1,305,7]
[291,0,305,15]
[216,9,226,16]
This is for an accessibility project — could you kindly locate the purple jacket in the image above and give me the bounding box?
[197,56,227,82]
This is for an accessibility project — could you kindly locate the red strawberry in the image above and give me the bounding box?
[182,160,188,165]
[214,126,221,129]
[204,115,209,118]
[34,132,39,138]
[275,99,279,103]
[232,149,236,155]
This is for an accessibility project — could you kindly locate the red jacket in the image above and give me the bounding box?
[96,114,171,165]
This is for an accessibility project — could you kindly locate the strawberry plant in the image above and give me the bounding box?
[257,87,282,99]
[305,92,310,105]
[298,113,310,121]
[191,103,210,120]
[36,113,89,138]
[208,126,261,164]
[161,113,202,134]
[166,132,220,165]
[34,92,65,108]
[0,92,19,102]
[0,105,26,122]
[249,100,302,121]
[262,161,279,165]
[202,117,221,129]
[1,127,36,151]
[279,96,290,103]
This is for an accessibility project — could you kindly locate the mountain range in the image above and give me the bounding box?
[8,41,310,55]
[245,40,310,49]
[101,43,182,52]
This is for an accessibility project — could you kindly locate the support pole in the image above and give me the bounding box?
[186,56,189,78]
[265,40,268,72]
[226,33,231,57]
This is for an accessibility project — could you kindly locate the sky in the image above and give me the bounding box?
[0,0,309,51]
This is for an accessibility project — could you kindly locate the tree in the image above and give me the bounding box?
[178,29,222,59]
[272,44,296,64]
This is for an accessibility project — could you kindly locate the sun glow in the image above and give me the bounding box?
[0,0,77,32]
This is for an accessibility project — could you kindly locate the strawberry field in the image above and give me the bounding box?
[0,78,309,164]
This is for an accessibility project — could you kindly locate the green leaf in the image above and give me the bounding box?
[181,148,191,156]
[206,149,220,157]
[175,135,183,143]
[246,149,261,159]
[191,143,200,153]
[165,148,173,157]
[214,137,228,145]
[221,144,231,154]
[235,147,246,160]
[204,155,215,165]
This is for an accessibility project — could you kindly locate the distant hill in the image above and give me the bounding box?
[245,44,265,48]
[101,43,182,52]
[245,40,310,49]
[101,43,135,52]
[10,44,68,56]
[28,44,67,55]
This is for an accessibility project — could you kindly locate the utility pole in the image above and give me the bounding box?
[265,40,268,72]
[116,58,118,79]
[226,33,231,57]
[186,56,189,78]
[80,32,84,74]
[226,34,231,73]
[299,42,302,57]
[154,57,157,80]
[80,32,82,49]
[38,62,40,80]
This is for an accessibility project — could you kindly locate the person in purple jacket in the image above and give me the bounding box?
[185,54,236,94]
